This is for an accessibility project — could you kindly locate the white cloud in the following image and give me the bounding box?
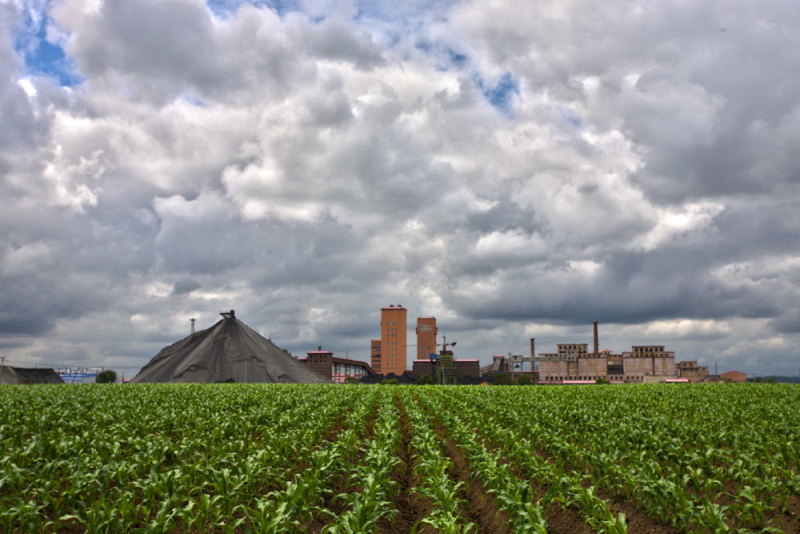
[635,201,724,251]
[2,0,800,377]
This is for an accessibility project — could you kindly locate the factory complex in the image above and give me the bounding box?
[370,306,727,384]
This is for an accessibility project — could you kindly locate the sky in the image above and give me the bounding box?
[1,0,799,378]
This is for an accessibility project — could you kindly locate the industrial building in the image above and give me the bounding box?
[416,317,438,360]
[372,305,408,375]
[495,322,678,383]
[299,348,375,383]
[370,339,382,373]
[676,361,709,382]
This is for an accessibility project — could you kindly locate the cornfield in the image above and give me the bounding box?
[1,383,798,533]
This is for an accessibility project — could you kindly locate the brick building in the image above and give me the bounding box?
[300,348,375,383]
[372,305,408,375]
[676,361,709,382]
[370,339,382,373]
[416,317,438,361]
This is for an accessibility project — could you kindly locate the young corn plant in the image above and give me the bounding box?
[403,393,476,534]
[324,391,401,533]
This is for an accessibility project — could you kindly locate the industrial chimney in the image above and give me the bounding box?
[593,321,599,354]
[530,338,536,358]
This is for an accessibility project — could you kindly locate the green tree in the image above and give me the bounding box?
[595,377,611,385]
[416,374,433,385]
[96,370,118,383]
[516,374,533,386]
[380,378,398,386]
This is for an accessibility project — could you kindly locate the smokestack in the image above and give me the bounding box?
[530,338,535,358]
[593,321,599,354]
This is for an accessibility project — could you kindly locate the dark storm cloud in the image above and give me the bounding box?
[172,279,201,294]
[771,311,800,335]
[29,344,89,365]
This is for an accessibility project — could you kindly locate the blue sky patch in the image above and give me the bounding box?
[15,12,82,87]
[475,72,518,114]
[207,0,302,18]
[25,37,81,87]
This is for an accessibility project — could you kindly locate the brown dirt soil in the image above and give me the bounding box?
[601,494,679,534]
[442,432,514,534]
[584,486,676,534]
[753,494,800,534]
[544,502,595,534]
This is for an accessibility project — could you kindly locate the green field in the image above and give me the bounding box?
[1,383,799,533]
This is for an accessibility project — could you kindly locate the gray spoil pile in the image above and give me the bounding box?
[0,367,65,385]
[132,316,331,384]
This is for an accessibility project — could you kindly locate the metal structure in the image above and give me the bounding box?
[430,335,458,385]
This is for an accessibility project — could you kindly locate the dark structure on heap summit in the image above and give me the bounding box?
[132,310,331,384]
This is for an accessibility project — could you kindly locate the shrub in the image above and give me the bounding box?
[96,370,118,383]
[516,374,533,386]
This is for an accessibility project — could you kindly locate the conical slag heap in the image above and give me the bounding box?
[132,312,330,383]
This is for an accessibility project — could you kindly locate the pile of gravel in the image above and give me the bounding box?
[132,315,330,384]
[0,367,65,385]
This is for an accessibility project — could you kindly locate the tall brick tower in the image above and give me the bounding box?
[379,305,407,374]
[416,317,437,361]
[370,339,382,373]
